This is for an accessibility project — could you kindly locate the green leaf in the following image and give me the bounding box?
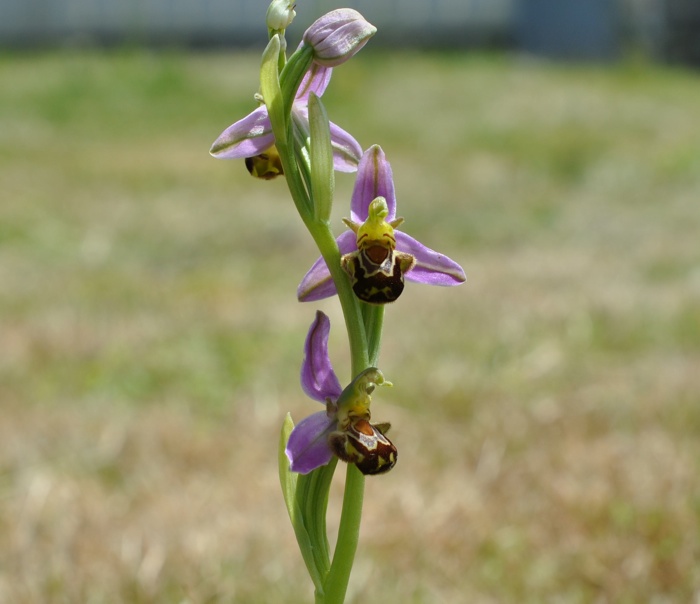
[278,414,337,595]
[298,457,337,582]
[259,34,286,146]
[323,464,366,604]
[278,413,298,520]
[308,93,334,223]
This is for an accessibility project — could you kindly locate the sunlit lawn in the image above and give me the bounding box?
[1,47,699,602]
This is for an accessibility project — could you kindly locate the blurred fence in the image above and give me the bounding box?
[0,0,512,48]
[0,0,697,65]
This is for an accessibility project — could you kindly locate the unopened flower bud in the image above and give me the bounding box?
[266,0,296,31]
[302,9,376,67]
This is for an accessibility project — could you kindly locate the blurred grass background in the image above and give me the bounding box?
[1,48,699,602]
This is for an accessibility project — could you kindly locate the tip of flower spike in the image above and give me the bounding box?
[266,0,296,31]
[303,9,377,67]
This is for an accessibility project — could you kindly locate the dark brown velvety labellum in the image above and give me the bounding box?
[328,418,397,475]
[341,249,415,305]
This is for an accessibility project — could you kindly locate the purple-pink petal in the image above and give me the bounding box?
[286,410,336,474]
[291,107,361,172]
[302,9,376,67]
[396,231,467,286]
[350,145,397,223]
[297,231,356,302]
[210,105,275,159]
[329,121,363,172]
[297,262,337,302]
[301,311,343,401]
[295,62,333,102]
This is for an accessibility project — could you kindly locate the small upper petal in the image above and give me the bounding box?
[297,256,337,302]
[297,231,356,302]
[301,311,343,402]
[295,62,333,102]
[351,145,397,223]
[210,105,275,159]
[292,107,362,172]
[329,121,363,172]
[395,231,467,286]
[285,410,336,474]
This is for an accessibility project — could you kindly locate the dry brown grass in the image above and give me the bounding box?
[1,50,699,602]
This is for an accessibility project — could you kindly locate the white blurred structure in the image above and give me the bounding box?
[0,0,694,65]
[0,0,513,47]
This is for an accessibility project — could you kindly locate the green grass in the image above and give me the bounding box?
[1,48,699,603]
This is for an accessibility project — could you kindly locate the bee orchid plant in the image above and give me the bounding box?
[210,5,465,603]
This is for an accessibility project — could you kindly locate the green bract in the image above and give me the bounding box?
[308,93,334,223]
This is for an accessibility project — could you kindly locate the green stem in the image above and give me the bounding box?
[323,464,365,604]
[306,224,368,375]
[362,304,385,366]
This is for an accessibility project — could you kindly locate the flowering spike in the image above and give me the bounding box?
[303,9,377,67]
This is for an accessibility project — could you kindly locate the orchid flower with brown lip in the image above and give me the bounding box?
[210,63,362,177]
[298,145,466,302]
[286,311,395,475]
